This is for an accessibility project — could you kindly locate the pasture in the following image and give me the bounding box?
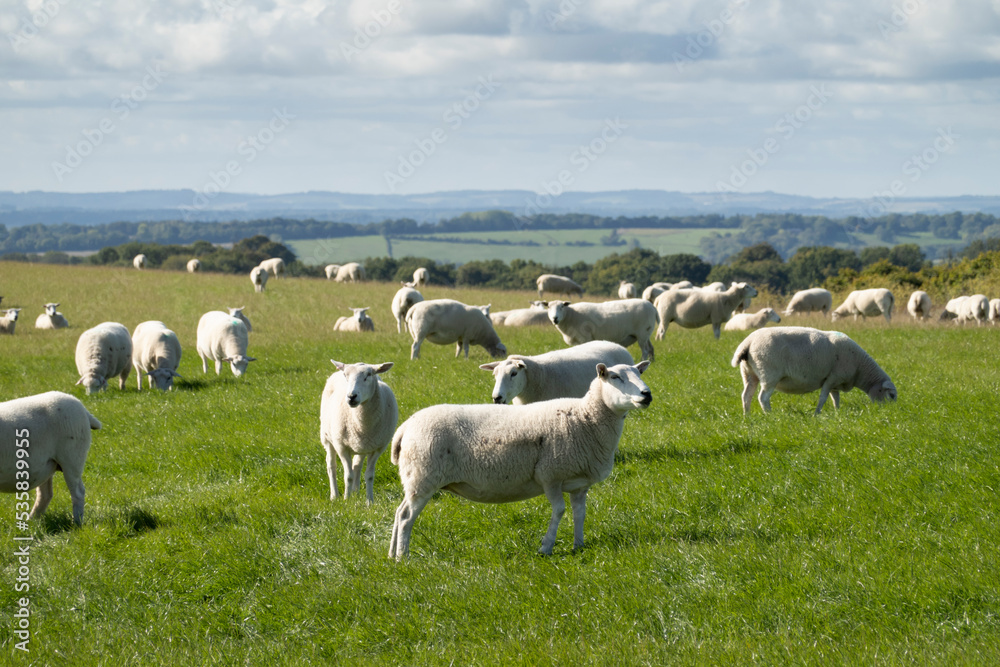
[1,262,999,664]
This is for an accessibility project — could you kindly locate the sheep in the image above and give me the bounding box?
[831,288,894,323]
[990,298,1000,325]
[406,298,507,360]
[250,265,269,293]
[494,302,551,327]
[75,322,133,395]
[412,267,429,288]
[388,360,652,559]
[939,296,968,321]
[618,281,637,299]
[784,288,833,317]
[35,303,69,329]
[906,290,932,320]
[547,299,658,362]
[196,311,256,377]
[320,360,398,504]
[391,285,424,334]
[133,254,147,270]
[324,264,341,280]
[701,282,726,292]
[227,306,252,332]
[671,280,694,290]
[131,321,182,391]
[259,257,285,279]
[479,340,634,405]
[724,308,781,332]
[0,391,101,525]
[731,326,897,415]
[536,273,584,300]
[335,262,366,282]
[653,282,758,340]
[334,307,375,332]
[641,283,672,303]
[1,308,21,335]
[957,294,990,325]
[187,258,201,273]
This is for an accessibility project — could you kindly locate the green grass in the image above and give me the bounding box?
[1,263,999,664]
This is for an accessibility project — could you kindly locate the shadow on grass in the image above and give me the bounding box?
[104,506,162,537]
[664,436,763,460]
[176,378,211,392]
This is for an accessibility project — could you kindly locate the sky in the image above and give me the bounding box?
[1,0,998,201]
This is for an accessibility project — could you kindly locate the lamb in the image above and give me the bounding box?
[494,302,551,327]
[412,267,429,288]
[319,360,398,504]
[731,326,897,415]
[259,257,285,278]
[547,299,658,362]
[784,288,833,316]
[906,290,932,320]
[335,262,366,282]
[724,308,781,332]
[831,288,894,323]
[653,282,758,340]
[388,360,652,559]
[35,303,69,329]
[75,322,133,395]
[187,258,201,273]
[536,274,584,300]
[250,265,268,293]
[0,391,101,525]
[406,298,507,360]
[1,308,21,335]
[957,294,990,325]
[133,254,147,270]
[939,296,968,321]
[479,340,634,404]
[618,281,637,299]
[196,311,256,377]
[391,285,424,333]
[334,307,375,332]
[990,298,1000,325]
[131,321,182,391]
[227,306,252,332]
[324,264,341,280]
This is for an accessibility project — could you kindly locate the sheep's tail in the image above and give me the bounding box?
[731,338,751,368]
[390,423,406,465]
[88,412,102,430]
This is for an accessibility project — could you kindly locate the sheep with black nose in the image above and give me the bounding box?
[333,307,375,332]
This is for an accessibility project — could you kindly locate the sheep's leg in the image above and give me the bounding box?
[28,477,54,520]
[569,489,588,551]
[757,384,775,413]
[639,336,654,363]
[135,365,143,390]
[349,454,364,497]
[740,364,758,414]
[830,390,841,409]
[325,447,340,500]
[363,452,381,506]
[540,486,566,555]
[654,320,667,341]
[815,387,831,414]
[119,366,131,390]
[65,475,86,526]
[712,322,722,339]
[454,340,463,358]
[339,451,356,499]
[389,492,431,560]
[214,359,222,375]
[410,338,422,360]
[199,352,208,374]
[395,317,403,334]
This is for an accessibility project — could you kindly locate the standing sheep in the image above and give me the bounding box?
[388,361,652,559]
[1,308,21,335]
[731,326,897,415]
[133,254,147,270]
[75,322,132,395]
[701,282,727,292]
[412,267,429,288]
[131,321,182,391]
[250,266,269,293]
[391,285,424,334]
[618,281,637,299]
[724,308,781,332]
[320,360,398,504]
[989,298,1000,325]
[334,307,375,332]
[939,296,968,321]
[957,294,990,325]
[784,288,833,317]
[196,311,256,377]
[406,299,507,360]
[259,257,285,279]
[324,264,342,280]
[654,282,758,340]
[536,274,584,300]
[906,291,932,320]
[548,299,658,362]
[479,340,634,405]
[1,391,101,525]
[187,258,202,273]
[335,262,366,282]
[227,306,252,332]
[642,283,672,303]
[831,288,894,323]
[35,303,69,329]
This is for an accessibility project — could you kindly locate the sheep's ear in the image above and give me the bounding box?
[75,377,84,385]
[374,362,393,374]
[331,360,346,371]
[479,362,499,371]
[514,360,527,369]
[172,371,183,378]
[635,360,651,374]
[246,357,257,362]
[597,363,608,379]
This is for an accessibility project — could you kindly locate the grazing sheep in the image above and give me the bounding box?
[388,361,652,559]
[654,282,758,340]
[671,281,694,290]
[547,299,658,362]
[906,291,932,320]
[479,340,634,405]
[784,288,833,316]
[990,298,1000,325]
[724,308,781,331]
[412,267,429,288]
[324,264,341,280]
[618,281,637,299]
[957,294,990,326]
[133,254,147,270]
[939,296,968,321]
[391,285,425,334]
[259,257,285,279]
[320,360,398,504]
[731,326,897,415]
[187,258,201,273]
[75,322,132,395]
[1,308,21,335]
[35,303,69,329]
[641,283,672,303]
[831,288,894,323]
[701,282,727,292]
[494,302,551,327]
[536,274,584,300]
[334,307,375,332]
[335,262,366,282]
[131,321,182,391]
[227,306,252,332]
[406,299,507,360]
[0,391,101,525]
[250,266,269,293]
[196,311,256,377]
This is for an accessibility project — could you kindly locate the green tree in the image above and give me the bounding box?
[786,246,859,290]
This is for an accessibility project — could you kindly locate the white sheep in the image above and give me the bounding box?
[334,307,375,332]
[391,285,424,334]
[494,302,551,327]
[335,262,366,282]
[131,321,182,391]
[259,257,285,278]
[196,311,256,377]
[548,299,658,362]
[536,273,584,300]
[75,322,132,395]
[784,288,833,316]
[618,281,637,299]
[957,294,990,325]
[406,298,507,360]
[701,282,727,292]
[724,307,781,331]
[906,290,932,320]
[831,288,894,323]
[641,283,671,303]
[324,264,341,280]
[250,265,269,293]
[671,280,694,290]
[989,298,1000,325]
[187,258,201,273]
[479,340,634,404]
[0,391,101,525]
[227,306,252,332]
[939,296,968,321]
[35,303,69,329]
[133,253,147,270]
[388,361,652,559]
[320,360,398,504]
[1,308,22,335]
[412,267,429,288]
[731,326,897,415]
[654,282,758,340]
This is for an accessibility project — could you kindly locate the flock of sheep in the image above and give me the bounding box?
[2,258,995,559]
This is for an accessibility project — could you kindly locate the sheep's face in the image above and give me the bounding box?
[766,309,781,324]
[530,300,548,309]
[225,355,256,377]
[487,342,507,359]
[333,360,393,408]
[596,362,652,413]
[148,369,179,391]
[547,301,571,326]
[4,309,20,322]
[481,358,527,404]
[868,380,898,404]
[44,303,59,317]
[78,374,106,395]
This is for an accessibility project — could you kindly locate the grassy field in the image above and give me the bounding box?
[1,263,999,664]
